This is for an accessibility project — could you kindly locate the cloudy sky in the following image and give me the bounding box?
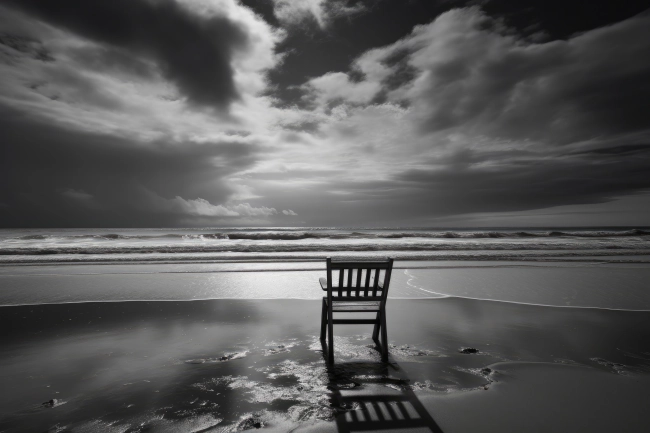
[1,0,649,228]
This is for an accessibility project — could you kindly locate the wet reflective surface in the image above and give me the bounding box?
[1,298,650,431]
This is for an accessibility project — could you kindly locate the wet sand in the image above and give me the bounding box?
[2,261,650,310]
[1,298,650,432]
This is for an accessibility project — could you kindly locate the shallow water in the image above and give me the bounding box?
[1,260,649,310]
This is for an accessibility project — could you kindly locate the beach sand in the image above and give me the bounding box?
[2,297,650,432]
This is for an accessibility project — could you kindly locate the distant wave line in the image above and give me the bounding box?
[1,242,650,256]
[4,228,650,242]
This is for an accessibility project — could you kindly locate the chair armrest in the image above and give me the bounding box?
[319,277,328,291]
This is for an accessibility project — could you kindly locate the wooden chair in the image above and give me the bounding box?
[320,257,394,364]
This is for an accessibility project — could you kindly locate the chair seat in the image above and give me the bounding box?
[325,299,381,311]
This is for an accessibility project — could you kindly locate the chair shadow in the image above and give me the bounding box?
[320,341,444,433]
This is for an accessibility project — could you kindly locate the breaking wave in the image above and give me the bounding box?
[1,242,649,257]
[8,228,650,242]
[2,227,648,263]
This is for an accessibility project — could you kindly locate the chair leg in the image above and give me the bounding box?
[327,304,334,364]
[380,309,388,362]
[320,298,327,341]
[372,311,381,345]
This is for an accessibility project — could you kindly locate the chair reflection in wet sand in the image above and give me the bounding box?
[327,361,444,433]
[320,257,394,364]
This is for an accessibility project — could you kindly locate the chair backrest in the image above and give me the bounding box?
[326,257,394,302]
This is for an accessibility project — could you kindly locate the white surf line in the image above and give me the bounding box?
[2,297,650,312]
[401,270,650,312]
[0,297,447,308]
[400,269,441,297]
[403,269,449,298]
[439,294,650,312]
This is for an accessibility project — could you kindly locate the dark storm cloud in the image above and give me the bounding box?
[390,142,650,221]
[393,148,650,215]
[0,31,54,62]
[379,49,418,92]
[3,0,251,111]
[0,104,260,227]
[283,153,650,226]
[479,0,649,41]
[569,144,650,156]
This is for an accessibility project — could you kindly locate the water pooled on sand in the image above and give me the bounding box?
[184,351,248,364]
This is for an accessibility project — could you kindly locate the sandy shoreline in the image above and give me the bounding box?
[1,297,650,432]
[2,260,650,310]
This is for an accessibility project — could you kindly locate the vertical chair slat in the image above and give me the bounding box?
[382,260,393,304]
[373,401,386,421]
[355,268,362,296]
[338,269,343,297]
[347,269,352,296]
[372,269,380,296]
[364,269,371,296]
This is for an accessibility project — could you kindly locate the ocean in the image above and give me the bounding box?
[1,226,649,264]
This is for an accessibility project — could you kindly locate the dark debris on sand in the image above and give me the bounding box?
[185,351,248,364]
[591,357,629,374]
[42,399,63,408]
[264,345,291,356]
[237,413,265,430]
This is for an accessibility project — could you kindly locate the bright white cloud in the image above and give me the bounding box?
[272,0,365,29]
[273,0,327,28]
[159,195,278,218]
[305,72,382,105]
